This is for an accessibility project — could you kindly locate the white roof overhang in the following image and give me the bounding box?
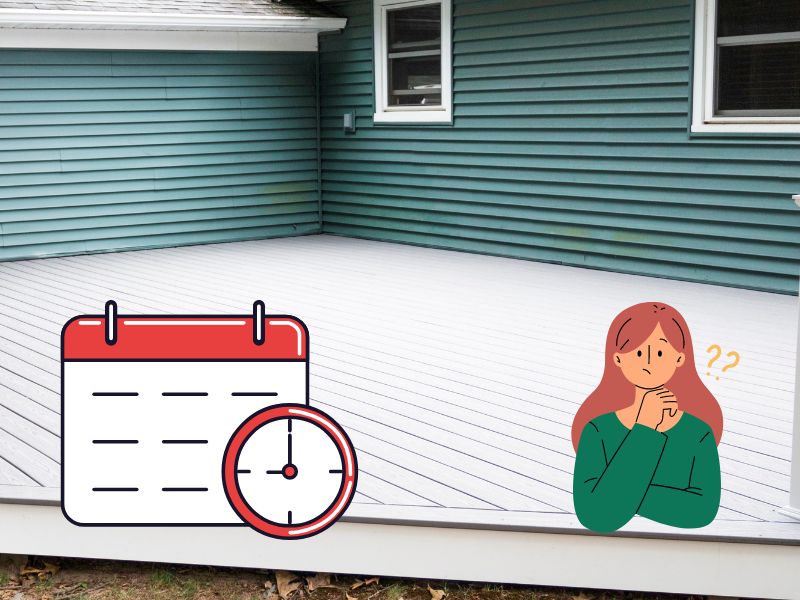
[0,8,347,51]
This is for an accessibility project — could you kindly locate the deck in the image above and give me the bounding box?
[0,234,798,547]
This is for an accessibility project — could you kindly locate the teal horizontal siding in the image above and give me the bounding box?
[0,49,321,260]
[319,0,800,294]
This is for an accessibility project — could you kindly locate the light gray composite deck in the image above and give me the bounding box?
[0,235,798,543]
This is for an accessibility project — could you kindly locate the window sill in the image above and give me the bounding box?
[691,120,800,134]
[373,111,453,125]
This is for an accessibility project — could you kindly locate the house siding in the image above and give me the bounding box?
[318,0,800,294]
[0,49,321,260]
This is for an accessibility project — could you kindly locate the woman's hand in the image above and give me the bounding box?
[635,386,678,431]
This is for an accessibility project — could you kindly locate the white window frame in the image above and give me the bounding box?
[692,0,800,133]
[373,0,452,124]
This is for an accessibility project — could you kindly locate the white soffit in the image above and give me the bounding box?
[0,8,346,51]
[0,8,346,31]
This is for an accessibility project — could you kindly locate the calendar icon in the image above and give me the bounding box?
[61,301,357,539]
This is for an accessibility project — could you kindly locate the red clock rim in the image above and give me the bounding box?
[222,403,357,539]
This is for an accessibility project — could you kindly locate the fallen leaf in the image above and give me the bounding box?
[571,594,592,600]
[263,581,278,600]
[346,593,357,600]
[351,578,379,591]
[275,571,302,599]
[20,563,59,582]
[427,585,445,600]
[42,564,60,578]
[306,574,333,592]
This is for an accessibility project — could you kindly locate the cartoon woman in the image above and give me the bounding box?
[571,302,723,533]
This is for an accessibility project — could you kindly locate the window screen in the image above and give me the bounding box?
[715,0,800,115]
[386,4,442,106]
[717,0,800,37]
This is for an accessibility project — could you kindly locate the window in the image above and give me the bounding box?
[373,0,452,124]
[692,0,800,133]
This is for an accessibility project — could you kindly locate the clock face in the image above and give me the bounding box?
[223,404,357,539]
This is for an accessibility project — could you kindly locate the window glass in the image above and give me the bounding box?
[386,4,442,106]
[715,1,800,115]
[717,42,800,112]
[717,0,800,37]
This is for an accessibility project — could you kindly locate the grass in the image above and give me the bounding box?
[31,577,54,592]
[149,568,176,587]
[384,582,406,600]
[177,577,200,599]
[0,556,705,600]
[147,567,220,599]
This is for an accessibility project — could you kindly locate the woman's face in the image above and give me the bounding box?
[613,322,685,389]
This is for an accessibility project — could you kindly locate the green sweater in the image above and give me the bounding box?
[573,411,720,532]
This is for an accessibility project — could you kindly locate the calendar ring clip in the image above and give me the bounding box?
[253,300,266,346]
[104,300,118,346]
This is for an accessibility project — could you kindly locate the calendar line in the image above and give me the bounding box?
[92,392,138,397]
[91,487,213,492]
[89,440,213,444]
[162,392,208,397]
[231,392,279,397]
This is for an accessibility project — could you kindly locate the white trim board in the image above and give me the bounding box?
[0,503,798,599]
[0,9,347,31]
[5,486,799,546]
[0,8,346,51]
[0,28,321,52]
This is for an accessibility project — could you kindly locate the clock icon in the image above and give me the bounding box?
[222,403,357,539]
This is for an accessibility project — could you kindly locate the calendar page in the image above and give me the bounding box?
[61,312,309,526]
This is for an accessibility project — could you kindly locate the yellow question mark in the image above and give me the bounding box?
[706,344,722,377]
[721,351,741,380]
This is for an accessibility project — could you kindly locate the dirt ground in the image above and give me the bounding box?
[0,556,705,600]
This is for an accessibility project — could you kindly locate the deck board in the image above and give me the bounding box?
[0,235,798,542]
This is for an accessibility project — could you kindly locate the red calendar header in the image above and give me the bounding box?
[62,316,308,360]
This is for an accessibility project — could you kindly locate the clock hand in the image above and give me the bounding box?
[267,420,297,479]
[288,428,292,466]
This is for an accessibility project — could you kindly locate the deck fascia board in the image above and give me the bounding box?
[0,503,798,600]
